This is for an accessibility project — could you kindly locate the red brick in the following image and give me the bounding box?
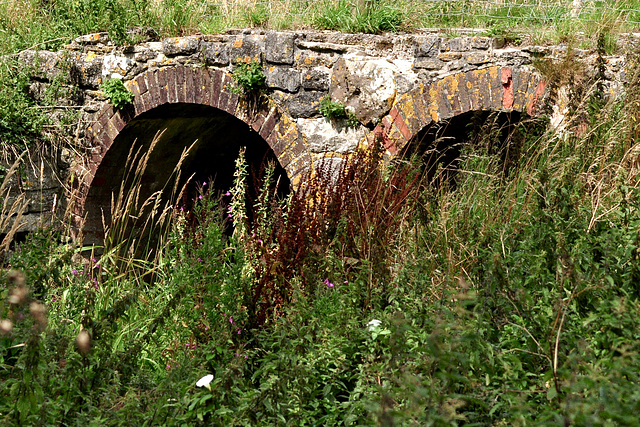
[501,67,514,109]
[174,67,187,103]
[164,67,178,103]
[155,68,169,106]
[110,110,127,132]
[259,107,280,139]
[209,69,222,108]
[135,74,148,95]
[217,74,232,111]
[527,80,546,116]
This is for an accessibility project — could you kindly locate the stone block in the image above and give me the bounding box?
[230,36,262,64]
[301,67,331,91]
[265,66,300,92]
[70,52,104,89]
[442,37,471,52]
[413,58,443,70]
[414,35,441,58]
[470,37,492,50]
[202,42,230,66]
[265,32,295,64]
[288,90,323,118]
[162,37,200,56]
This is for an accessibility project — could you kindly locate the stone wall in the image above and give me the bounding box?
[12,29,630,235]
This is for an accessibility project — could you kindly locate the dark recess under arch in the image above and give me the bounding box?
[83,103,290,246]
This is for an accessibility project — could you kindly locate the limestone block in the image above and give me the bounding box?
[301,67,331,91]
[18,50,64,81]
[470,37,492,50]
[288,90,323,118]
[202,42,230,66]
[162,37,200,56]
[230,36,263,64]
[265,32,295,64]
[329,57,398,126]
[102,54,134,79]
[297,118,364,153]
[265,66,300,92]
[442,37,472,52]
[413,58,443,70]
[414,35,441,58]
[70,52,104,89]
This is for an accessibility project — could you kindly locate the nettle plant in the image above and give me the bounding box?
[229,60,266,96]
[319,95,359,127]
[101,77,134,109]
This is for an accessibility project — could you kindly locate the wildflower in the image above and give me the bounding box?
[324,278,334,288]
[225,191,231,196]
[71,269,78,276]
[367,319,382,331]
[76,330,91,356]
[203,181,207,186]
[198,194,203,200]
[197,257,202,262]
[196,374,214,390]
[229,316,234,324]
[237,328,241,334]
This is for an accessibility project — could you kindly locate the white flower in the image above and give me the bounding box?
[196,374,214,390]
[367,319,382,331]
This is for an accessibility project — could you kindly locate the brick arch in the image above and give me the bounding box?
[70,65,309,233]
[374,66,547,155]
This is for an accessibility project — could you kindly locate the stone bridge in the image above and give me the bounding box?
[14,30,628,244]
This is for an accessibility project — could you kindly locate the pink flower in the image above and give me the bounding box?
[198,194,203,200]
[229,316,234,324]
[324,278,334,288]
[225,191,231,197]
[203,182,207,186]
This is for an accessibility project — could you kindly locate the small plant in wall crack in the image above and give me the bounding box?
[101,78,134,109]
[319,95,359,127]
[229,60,266,96]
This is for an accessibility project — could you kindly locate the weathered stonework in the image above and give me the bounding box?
[10,29,630,238]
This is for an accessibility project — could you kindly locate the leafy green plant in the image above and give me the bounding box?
[100,77,134,109]
[229,60,266,95]
[319,95,359,127]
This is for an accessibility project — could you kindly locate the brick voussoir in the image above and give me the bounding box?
[217,74,232,111]
[501,67,514,110]
[527,80,546,116]
[200,68,213,107]
[109,110,127,133]
[163,67,178,104]
[209,69,223,108]
[155,68,169,106]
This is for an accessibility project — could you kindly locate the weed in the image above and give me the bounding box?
[319,95,359,127]
[229,60,266,96]
[100,78,133,110]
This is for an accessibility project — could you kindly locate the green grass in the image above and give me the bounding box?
[1,0,640,55]
[3,56,640,423]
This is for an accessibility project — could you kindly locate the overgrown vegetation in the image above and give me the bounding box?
[319,95,360,127]
[2,48,640,423]
[101,78,134,110]
[229,60,267,96]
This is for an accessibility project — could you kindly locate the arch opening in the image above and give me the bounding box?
[403,110,545,188]
[83,103,290,247]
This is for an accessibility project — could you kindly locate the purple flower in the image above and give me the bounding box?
[229,316,234,324]
[198,195,203,200]
[91,258,97,263]
[197,257,202,262]
[237,328,241,334]
[71,269,78,276]
[324,278,334,288]
[225,191,231,197]
[203,182,207,186]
